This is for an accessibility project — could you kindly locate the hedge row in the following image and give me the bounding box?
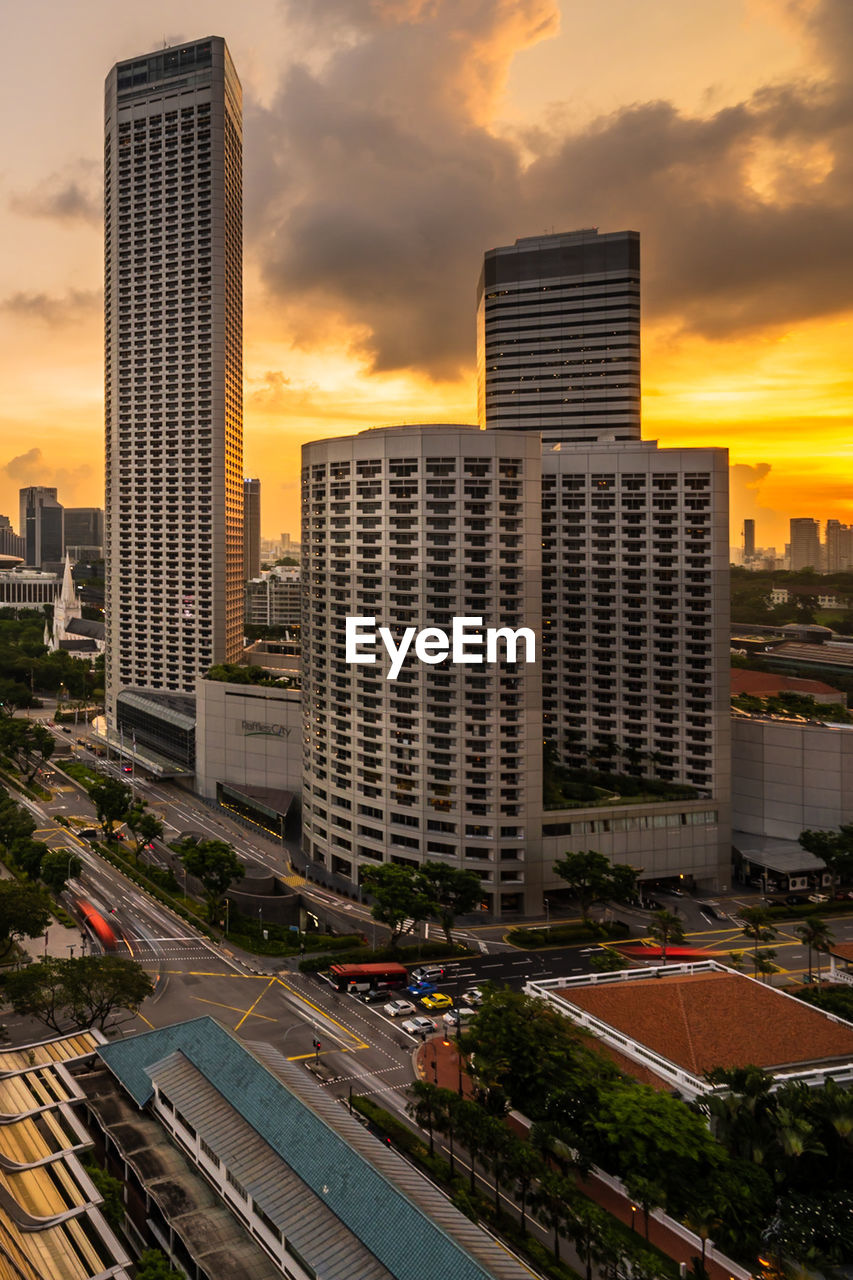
[507,920,630,949]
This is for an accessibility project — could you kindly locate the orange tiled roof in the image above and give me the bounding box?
[556,971,853,1076]
[829,941,853,963]
[730,669,843,699]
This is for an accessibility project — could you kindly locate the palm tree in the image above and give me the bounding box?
[531,1171,576,1263]
[406,1080,441,1157]
[506,1141,542,1234]
[455,1099,489,1195]
[795,916,834,984]
[740,906,777,978]
[484,1117,514,1217]
[684,1202,719,1278]
[648,908,685,963]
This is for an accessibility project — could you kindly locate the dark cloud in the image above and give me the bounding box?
[2,449,94,502]
[249,0,556,378]
[10,165,101,225]
[4,449,44,481]
[247,0,853,378]
[1,290,100,327]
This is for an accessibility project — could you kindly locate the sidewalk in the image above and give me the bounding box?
[415,1035,748,1280]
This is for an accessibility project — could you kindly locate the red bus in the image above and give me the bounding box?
[77,900,118,952]
[327,962,408,992]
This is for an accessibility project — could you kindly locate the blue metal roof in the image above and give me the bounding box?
[98,1018,531,1280]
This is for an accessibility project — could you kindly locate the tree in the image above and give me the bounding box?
[0,881,51,959]
[740,906,778,979]
[12,838,48,881]
[418,861,481,944]
[463,986,597,1117]
[505,1140,542,1234]
[590,947,631,973]
[124,800,148,860]
[40,850,82,896]
[0,794,36,849]
[455,1098,491,1194]
[4,957,68,1032]
[795,916,834,984]
[4,955,153,1032]
[25,724,54,784]
[483,1115,515,1217]
[430,1087,465,1176]
[799,824,853,886]
[89,777,131,839]
[594,1081,721,1224]
[407,1080,442,1157]
[63,954,154,1030]
[177,838,244,923]
[360,863,433,945]
[564,1196,615,1280]
[647,908,685,962]
[552,849,638,924]
[530,1170,576,1262]
[134,1250,184,1280]
[136,810,164,858]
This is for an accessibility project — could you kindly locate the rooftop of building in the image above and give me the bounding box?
[730,669,844,699]
[0,1028,130,1280]
[732,831,827,874]
[548,968,853,1081]
[97,1016,533,1280]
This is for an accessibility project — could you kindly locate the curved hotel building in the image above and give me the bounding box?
[301,426,544,917]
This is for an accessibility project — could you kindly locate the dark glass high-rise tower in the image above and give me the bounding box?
[477,228,640,444]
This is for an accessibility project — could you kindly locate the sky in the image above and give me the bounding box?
[1,0,851,548]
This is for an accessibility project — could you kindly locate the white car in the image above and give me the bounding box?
[463,987,484,1006]
[384,999,416,1018]
[401,1016,435,1037]
[442,1006,476,1028]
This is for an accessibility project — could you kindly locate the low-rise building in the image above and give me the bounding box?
[525,963,853,1101]
[195,674,302,841]
[82,1016,535,1280]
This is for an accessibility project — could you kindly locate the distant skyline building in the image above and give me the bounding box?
[477,228,641,444]
[0,516,25,562]
[825,519,853,573]
[789,518,821,571]
[104,36,244,722]
[64,507,104,558]
[19,487,63,567]
[743,518,755,559]
[243,477,261,580]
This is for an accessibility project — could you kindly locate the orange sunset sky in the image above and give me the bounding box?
[0,0,851,548]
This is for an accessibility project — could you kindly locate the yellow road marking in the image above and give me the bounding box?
[276,978,368,1050]
[160,970,273,978]
[135,1011,155,1029]
[234,977,277,1031]
[191,995,276,1023]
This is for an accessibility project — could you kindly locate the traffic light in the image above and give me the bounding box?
[312,1038,321,1052]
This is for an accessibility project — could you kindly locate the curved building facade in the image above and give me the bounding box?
[301,425,543,918]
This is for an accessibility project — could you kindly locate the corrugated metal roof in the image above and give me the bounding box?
[98,1017,535,1280]
[150,1050,391,1280]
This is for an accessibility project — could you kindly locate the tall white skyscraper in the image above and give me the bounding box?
[104,37,244,723]
[301,426,544,917]
[541,441,731,802]
[477,229,641,444]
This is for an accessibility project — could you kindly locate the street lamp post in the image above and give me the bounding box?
[544,896,550,930]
